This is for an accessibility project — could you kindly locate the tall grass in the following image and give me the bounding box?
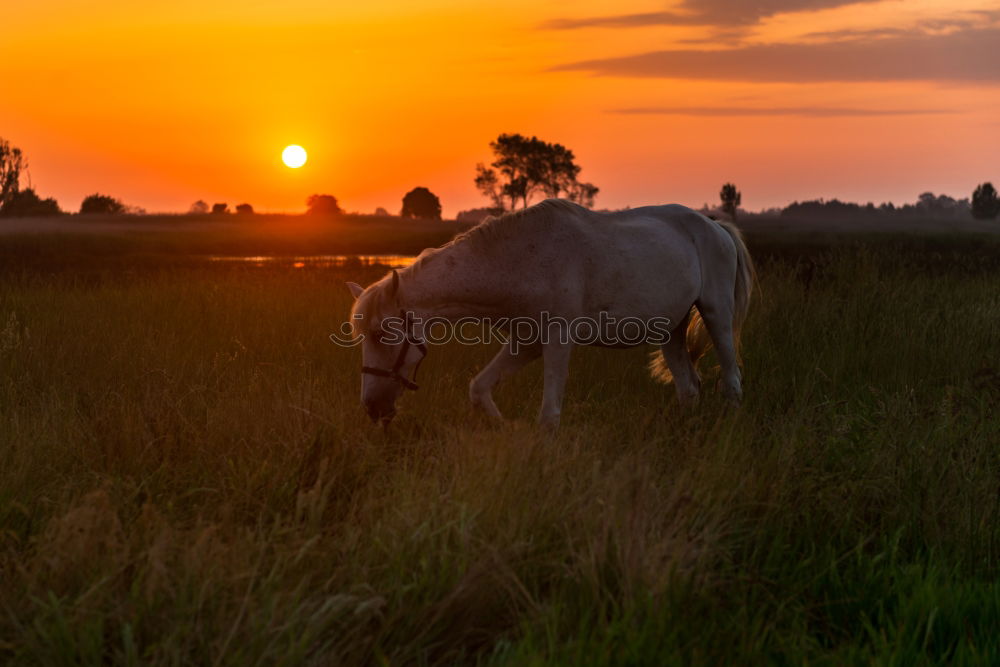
[1,233,999,664]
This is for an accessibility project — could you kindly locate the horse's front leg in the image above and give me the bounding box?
[538,342,573,429]
[470,341,542,419]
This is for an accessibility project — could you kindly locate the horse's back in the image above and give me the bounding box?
[593,204,724,245]
[549,204,716,321]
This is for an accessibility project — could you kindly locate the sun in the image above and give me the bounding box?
[282,145,307,169]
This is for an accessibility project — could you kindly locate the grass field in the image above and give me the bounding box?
[1,215,1000,664]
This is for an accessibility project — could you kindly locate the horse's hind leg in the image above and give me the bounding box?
[658,311,701,405]
[696,295,742,404]
[470,341,542,419]
[538,342,572,429]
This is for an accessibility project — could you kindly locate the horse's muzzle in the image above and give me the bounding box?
[364,398,397,425]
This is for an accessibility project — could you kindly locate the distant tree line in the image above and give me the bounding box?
[780,192,978,220]
[4,188,61,217]
[187,201,255,215]
[2,134,998,223]
[1,137,148,216]
[187,190,443,219]
[301,188,443,220]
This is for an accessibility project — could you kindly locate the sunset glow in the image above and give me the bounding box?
[2,0,998,214]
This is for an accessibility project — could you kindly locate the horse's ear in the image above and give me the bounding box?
[390,270,400,297]
[346,282,364,299]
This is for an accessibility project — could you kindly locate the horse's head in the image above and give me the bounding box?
[347,270,427,425]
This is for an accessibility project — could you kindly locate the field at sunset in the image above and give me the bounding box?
[3,0,1000,663]
[1,219,999,664]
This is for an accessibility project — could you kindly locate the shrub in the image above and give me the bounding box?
[79,194,124,215]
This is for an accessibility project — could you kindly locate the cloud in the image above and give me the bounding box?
[541,0,881,29]
[552,27,1000,83]
[610,106,956,117]
[543,11,700,30]
[669,29,750,45]
[801,27,910,41]
[804,11,1000,41]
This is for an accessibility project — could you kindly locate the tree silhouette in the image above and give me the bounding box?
[211,203,229,215]
[0,188,61,217]
[474,165,504,211]
[374,207,390,217]
[475,133,598,211]
[972,182,1000,220]
[565,181,600,208]
[720,183,741,222]
[0,138,27,213]
[80,194,125,215]
[401,187,442,220]
[306,194,342,216]
[235,203,254,215]
[189,200,209,215]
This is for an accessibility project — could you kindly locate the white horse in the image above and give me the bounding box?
[347,199,753,428]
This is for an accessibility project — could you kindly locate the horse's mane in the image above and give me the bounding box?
[455,198,584,249]
[353,200,587,316]
[409,199,586,276]
[349,275,393,337]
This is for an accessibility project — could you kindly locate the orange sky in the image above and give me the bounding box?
[2,0,999,215]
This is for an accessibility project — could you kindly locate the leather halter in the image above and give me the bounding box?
[361,311,427,391]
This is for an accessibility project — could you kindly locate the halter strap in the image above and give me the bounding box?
[361,311,427,391]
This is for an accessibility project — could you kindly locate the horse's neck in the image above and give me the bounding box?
[399,241,510,319]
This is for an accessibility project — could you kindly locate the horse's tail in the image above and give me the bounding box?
[717,221,754,360]
[650,221,754,383]
[649,309,701,383]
